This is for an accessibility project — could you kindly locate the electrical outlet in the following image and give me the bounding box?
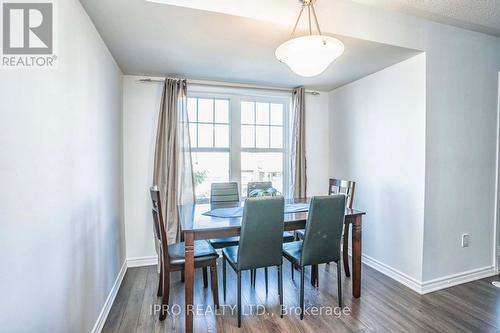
[461,234,470,248]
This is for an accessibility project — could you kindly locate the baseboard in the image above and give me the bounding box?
[91,260,127,333]
[127,255,158,267]
[347,248,497,294]
[420,265,496,294]
[349,249,423,293]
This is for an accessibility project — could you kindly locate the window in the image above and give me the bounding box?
[188,90,289,202]
[240,101,284,196]
[188,97,230,201]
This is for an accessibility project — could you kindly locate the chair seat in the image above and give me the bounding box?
[282,241,303,266]
[295,229,305,240]
[209,237,240,249]
[211,232,294,249]
[222,245,239,270]
[282,231,295,243]
[168,240,219,266]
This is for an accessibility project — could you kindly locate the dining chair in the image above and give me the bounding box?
[209,182,292,286]
[295,178,356,277]
[247,181,273,197]
[248,181,295,242]
[208,182,241,249]
[222,196,285,327]
[283,195,346,319]
[150,186,219,321]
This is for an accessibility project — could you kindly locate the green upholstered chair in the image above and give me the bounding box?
[247,181,295,245]
[208,182,241,249]
[283,195,346,319]
[295,178,355,277]
[247,181,273,197]
[222,196,285,327]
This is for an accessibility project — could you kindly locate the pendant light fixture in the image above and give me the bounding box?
[275,0,344,77]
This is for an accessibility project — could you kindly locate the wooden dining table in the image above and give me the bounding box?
[179,198,366,333]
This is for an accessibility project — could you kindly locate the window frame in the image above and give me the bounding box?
[187,86,291,200]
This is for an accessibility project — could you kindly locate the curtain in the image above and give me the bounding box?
[153,78,195,245]
[290,87,307,198]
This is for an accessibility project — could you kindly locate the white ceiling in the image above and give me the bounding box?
[146,0,500,37]
[351,0,500,37]
[80,0,420,90]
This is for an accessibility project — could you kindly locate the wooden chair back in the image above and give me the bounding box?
[150,186,170,270]
[329,178,355,209]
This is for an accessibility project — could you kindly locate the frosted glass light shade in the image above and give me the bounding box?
[275,35,344,77]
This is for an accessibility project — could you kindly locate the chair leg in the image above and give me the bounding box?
[291,261,294,280]
[203,267,208,288]
[223,256,227,302]
[159,271,170,321]
[181,269,185,282]
[300,268,305,320]
[278,265,283,318]
[253,269,256,287]
[265,267,268,295]
[311,265,319,287]
[237,271,242,328]
[250,269,254,288]
[337,260,343,308]
[343,225,351,277]
[210,263,219,308]
[157,256,163,297]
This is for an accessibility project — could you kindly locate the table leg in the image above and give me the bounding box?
[351,216,362,298]
[184,231,195,333]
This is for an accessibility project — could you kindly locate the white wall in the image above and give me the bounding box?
[329,54,426,282]
[123,76,163,259]
[122,75,331,259]
[0,1,124,332]
[305,93,330,196]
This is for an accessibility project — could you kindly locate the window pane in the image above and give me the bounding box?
[241,152,283,196]
[241,125,255,148]
[198,124,213,147]
[270,126,283,148]
[241,101,255,124]
[255,102,269,125]
[214,124,229,148]
[189,123,197,147]
[192,152,230,202]
[270,103,283,125]
[198,98,213,122]
[255,125,269,148]
[215,100,229,123]
[188,98,197,123]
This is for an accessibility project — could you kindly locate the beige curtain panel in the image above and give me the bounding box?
[291,87,307,198]
[153,78,195,245]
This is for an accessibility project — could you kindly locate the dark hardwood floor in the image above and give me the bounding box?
[103,260,500,332]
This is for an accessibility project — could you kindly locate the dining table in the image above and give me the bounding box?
[179,198,366,333]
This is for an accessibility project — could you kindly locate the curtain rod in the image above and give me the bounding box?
[138,78,320,95]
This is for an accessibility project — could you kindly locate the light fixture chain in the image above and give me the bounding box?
[290,5,305,38]
[311,3,322,35]
[308,4,312,35]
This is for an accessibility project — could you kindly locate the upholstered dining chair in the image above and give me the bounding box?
[209,182,292,286]
[208,182,241,249]
[295,178,356,277]
[150,187,219,320]
[283,195,346,319]
[247,181,273,197]
[222,196,285,327]
[247,181,294,244]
